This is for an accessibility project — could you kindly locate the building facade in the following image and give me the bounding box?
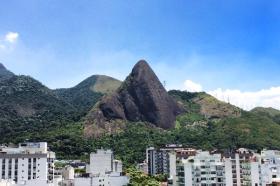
[223,151,261,186]
[260,150,280,185]
[73,149,128,186]
[0,142,55,186]
[146,146,197,177]
[177,151,226,186]
[173,149,280,186]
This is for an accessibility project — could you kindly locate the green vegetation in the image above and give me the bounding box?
[251,107,280,125]
[0,75,80,144]
[1,74,280,174]
[54,75,107,115]
[126,167,162,186]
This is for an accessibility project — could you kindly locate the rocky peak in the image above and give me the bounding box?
[0,63,14,80]
[84,60,184,137]
[0,63,6,70]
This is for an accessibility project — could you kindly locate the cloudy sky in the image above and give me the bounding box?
[0,0,280,110]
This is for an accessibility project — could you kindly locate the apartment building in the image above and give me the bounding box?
[177,151,226,186]
[146,147,170,175]
[174,149,280,186]
[260,150,280,185]
[0,142,55,186]
[73,149,128,186]
[223,150,261,186]
[146,145,197,176]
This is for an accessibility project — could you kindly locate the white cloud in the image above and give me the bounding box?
[5,32,19,43]
[182,79,280,110]
[184,80,203,92]
[208,87,280,110]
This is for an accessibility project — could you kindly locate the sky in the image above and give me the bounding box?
[0,0,280,110]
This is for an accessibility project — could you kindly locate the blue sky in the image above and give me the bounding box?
[1,0,280,109]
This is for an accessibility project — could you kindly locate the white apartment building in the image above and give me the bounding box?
[86,149,122,176]
[0,142,55,186]
[177,151,226,186]
[223,152,261,186]
[260,150,280,185]
[74,149,128,186]
[174,149,280,186]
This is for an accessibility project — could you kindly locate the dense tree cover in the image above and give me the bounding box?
[14,113,280,169]
[54,75,104,116]
[1,81,280,172]
[0,75,81,144]
[250,107,280,125]
[126,167,164,186]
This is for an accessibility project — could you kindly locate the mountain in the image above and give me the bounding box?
[251,107,280,125]
[169,90,241,127]
[169,90,280,150]
[54,75,121,115]
[0,63,14,81]
[84,60,184,137]
[1,60,280,165]
[0,73,78,143]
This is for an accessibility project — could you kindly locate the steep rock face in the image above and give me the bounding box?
[84,60,184,137]
[0,63,14,81]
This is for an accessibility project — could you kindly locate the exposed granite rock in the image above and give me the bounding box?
[84,60,184,137]
[0,63,14,81]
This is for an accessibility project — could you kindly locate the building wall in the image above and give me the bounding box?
[74,176,129,186]
[0,156,48,183]
[261,150,280,185]
[224,158,233,186]
[169,152,176,185]
[183,163,192,186]
[146,147,170,176]
[250,162,261,185]
[180,152,226,186]
[89,150,113,175]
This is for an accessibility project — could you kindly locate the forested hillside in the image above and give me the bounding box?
[1,62,280,168]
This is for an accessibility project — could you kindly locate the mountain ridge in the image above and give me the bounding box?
[84,60,184,137]
[1,60,280,163]
[54,75,121,115]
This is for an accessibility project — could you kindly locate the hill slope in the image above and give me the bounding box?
[1,60,280,165]
[54,75,121,115]
[0,75,78,143]
[251,107,280,125]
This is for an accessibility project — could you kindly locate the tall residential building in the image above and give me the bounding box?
[146,145,197,177]
[223,151,261,186]
[260,150,280,185]
[0,142,55,185]
[146,147,170,175]
[174,149,280,186]
[177,151,226,186]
